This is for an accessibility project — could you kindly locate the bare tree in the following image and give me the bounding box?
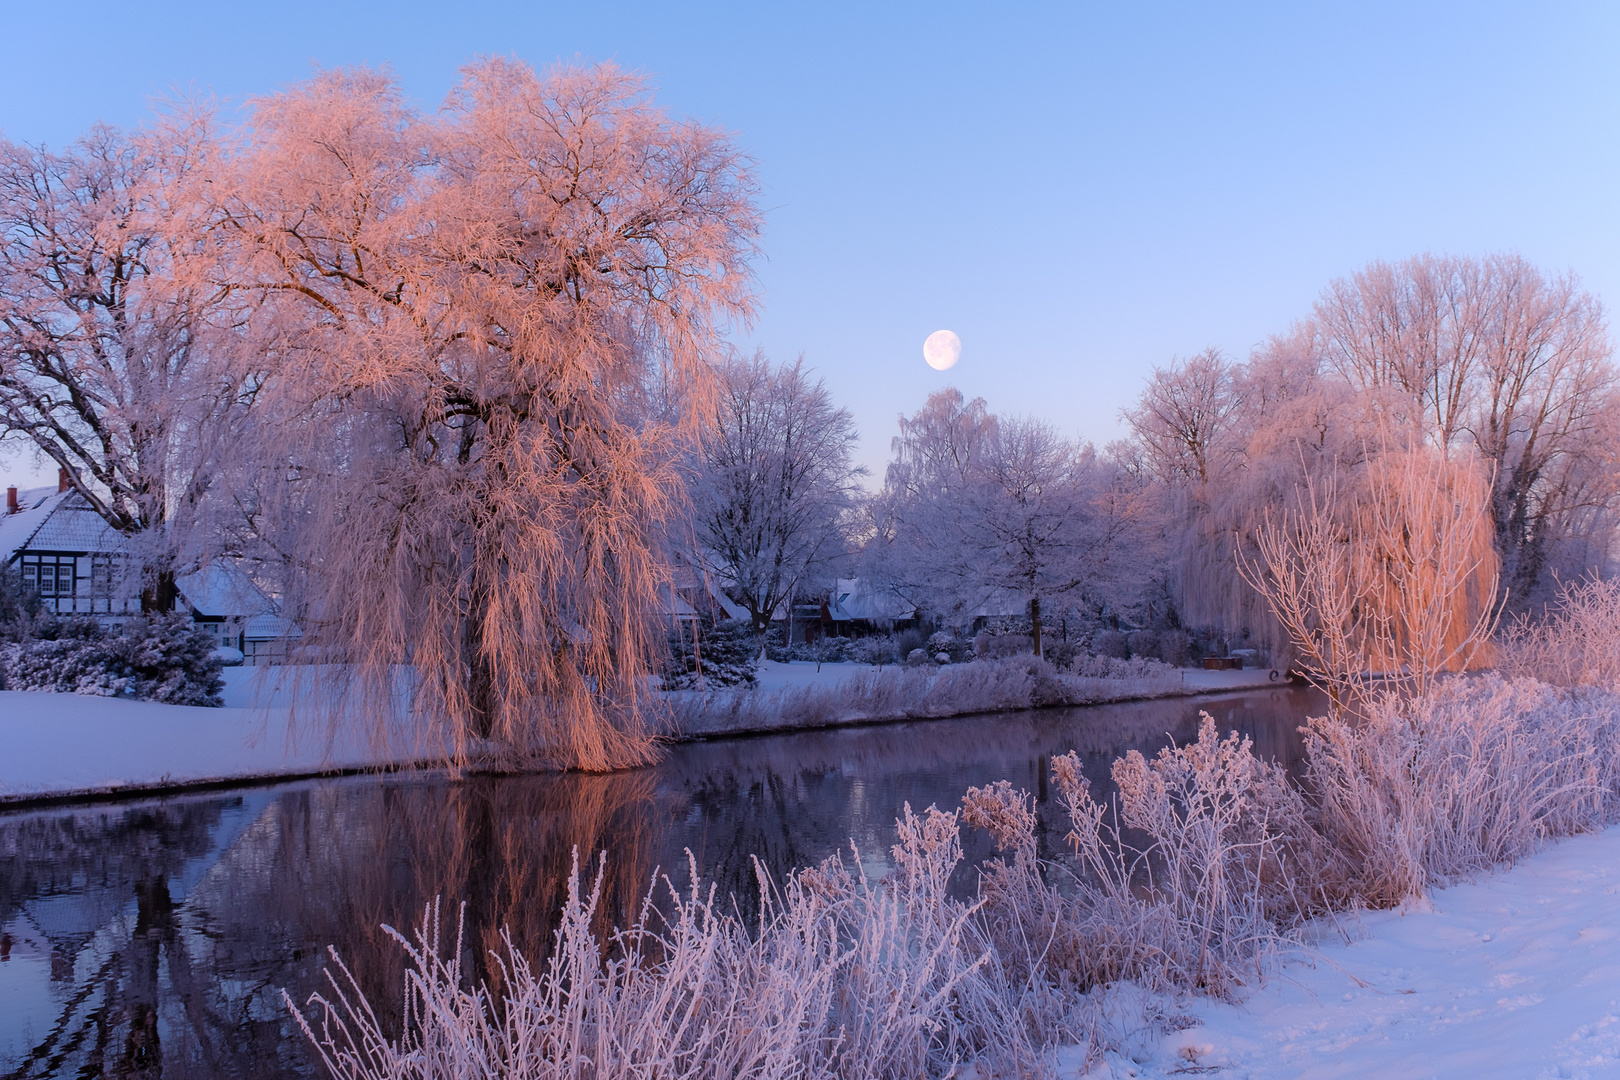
[868,390,1144,655]
[213,62,759,769]
[961,418,1134,656]
[1315,253,1618,602]
[1122,347,1244,491]
[689,351,863,634]
[0,119,247,608]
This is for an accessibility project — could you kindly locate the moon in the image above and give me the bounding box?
[923,329,961,371]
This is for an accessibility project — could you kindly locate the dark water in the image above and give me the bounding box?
[0,686,1323,1079]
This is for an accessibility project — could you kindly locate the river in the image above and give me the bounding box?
[0,685,1323,1079]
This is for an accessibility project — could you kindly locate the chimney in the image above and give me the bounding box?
[5,487,16,515]
[58,468,70,493]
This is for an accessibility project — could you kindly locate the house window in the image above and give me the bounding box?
[20,563,38,593]
[56,563,75,597]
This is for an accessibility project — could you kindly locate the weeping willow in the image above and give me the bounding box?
[216,61,759,770]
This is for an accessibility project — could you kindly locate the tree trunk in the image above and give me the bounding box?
[463,567,497,739]
[140,568,177,614]
[1030,596,1043,658]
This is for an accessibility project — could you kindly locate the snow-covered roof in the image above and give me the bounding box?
[0,487,71,560]
[659,583,700,619]
[176,564,276,620]
[4,491,125,555]
[827,578,915,622]
[244,612,300,640]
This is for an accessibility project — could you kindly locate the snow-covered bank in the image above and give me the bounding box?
[665,657,1285,738]
[1091,823,1620,1079]
[0,666,448,804]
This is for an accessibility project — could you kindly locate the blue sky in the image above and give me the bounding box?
[4,1,1618,484]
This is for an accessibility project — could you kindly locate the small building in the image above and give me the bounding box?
[4,477,298,663]
[1,481,139,617]
[823,578,919,637]
[174,564,298,665]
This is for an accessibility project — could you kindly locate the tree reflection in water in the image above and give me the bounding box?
[0,686,1321,1078]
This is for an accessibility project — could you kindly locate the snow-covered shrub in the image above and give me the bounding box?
[0,626,110,694]
[1070,653,1176,681]
[848,635,897,667]
[1126,629,1159,661]
[925,630,970,663]
[1499,576,1620,692]
[0,614,224,705]
[1303,675,1620,904]
[664,654,1191,738]
[1091,629,1129,659]
[663,617,759,689]
[1158,629,1192,667]
[894,627,926,659]
[808,635,851,665]
[904,647,930,667]
[973,630,1031,659]
[956,715,1321,1022]
[0,569,44,638]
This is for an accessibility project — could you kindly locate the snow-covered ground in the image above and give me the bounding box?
[1083,824,1620,1080]
[0,666,445,803]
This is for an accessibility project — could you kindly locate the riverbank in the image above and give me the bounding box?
[0,660,1287,805]
[664,656,1285,738]
[1084,821,1620,1079]
[0,667,452,805]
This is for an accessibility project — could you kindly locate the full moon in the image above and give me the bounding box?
[923,329,961,371]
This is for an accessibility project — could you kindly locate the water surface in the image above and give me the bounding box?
[0,686,1323,1079]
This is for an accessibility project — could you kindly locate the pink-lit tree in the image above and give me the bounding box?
[0,117,250,608]
[213,62,760,769]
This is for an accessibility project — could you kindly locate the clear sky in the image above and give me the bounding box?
[3,1,1618,485]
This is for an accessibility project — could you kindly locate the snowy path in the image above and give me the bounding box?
[1091,825,1620,1080]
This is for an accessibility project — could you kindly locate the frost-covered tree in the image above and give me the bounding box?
[213,62,759,769]
[1314,253,1619,602]
[0,119,249,609]
[868,389,1146,655]
[1123,347,1245,491]
[1130,253,1620,655]
[689,352,862,633]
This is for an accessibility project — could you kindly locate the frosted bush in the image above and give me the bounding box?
[1303,674,1620,903]
[664,617,758,689]
[1126,630,1159,661]
[0,614,223,705]
[1499,576,1620,692]
[925,630,969,663]
[1047,714,1318,996]
[664,655,1187,738]
[1090,630,1129,659]
[289,806,1015,1079]
[973,631,1031,659]
[849,635,897,666]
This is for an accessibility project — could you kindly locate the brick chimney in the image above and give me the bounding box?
[58,468,70,493]
[5,487,16,514]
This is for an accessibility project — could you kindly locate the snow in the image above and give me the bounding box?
[1084,825,1620,1080]
[0,666,446,803]
[749,658,1284,696]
